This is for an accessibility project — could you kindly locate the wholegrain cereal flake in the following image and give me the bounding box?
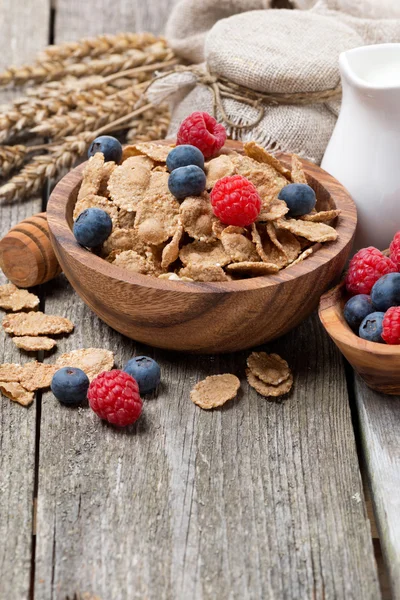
[107,163,151,211]
[257,199,289,222]
[179,264,229,282]
[55,348,114,381]
[132,141,174,162]
[102,228,149,258]
[179,240,230,268]
[301,209,341,223]
[221,229,260,263]
[180,195,216,242]
[0,381,34,406]
[275,218,338,243]
[98,160,117,197]
[161,221,184,269]
[73,194,119,224]
[120,153,154,169]
[0,283,40,312]
[246,369,293,398]
[0,363,24,382]
[205,155,235,188]
[12,336,57,351]
[287,247,314,267]
[247,352,290,385]
[226,261,280,275]
[291,155,307,184]
[190,374,240,409]
[113,250,155,274]
[3,312,74,336]
[20,362,58,391]
[244,141,291,179]
[77,153,104,201]
[135,187,180,244]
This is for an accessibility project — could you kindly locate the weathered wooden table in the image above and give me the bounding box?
[0,2,399,599]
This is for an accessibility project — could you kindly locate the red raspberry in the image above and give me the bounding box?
[389,231,400,269]
[88,370,142,427]
[345,247,397,295]
[210,175,261,227]
[382,306,400,344]
[177,111,226,158]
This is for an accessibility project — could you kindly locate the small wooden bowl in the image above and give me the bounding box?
[47,141,357,353]
[319,283,400,394]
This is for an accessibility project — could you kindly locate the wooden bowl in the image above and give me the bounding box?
[319,283,400,394]
[47,141,357,353]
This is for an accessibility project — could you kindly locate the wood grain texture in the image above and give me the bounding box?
[47,144,357,352]
[54,0,178,41]
[0,2,50,598]
[319,283,400,394]
[0,212,61,288]
[33,272,380,599]
[355,377,400,600]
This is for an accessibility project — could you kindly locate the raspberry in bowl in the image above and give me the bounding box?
[319,237,400,394]
[47,115,356,353]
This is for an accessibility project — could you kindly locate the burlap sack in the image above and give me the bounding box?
[155,0,400,163]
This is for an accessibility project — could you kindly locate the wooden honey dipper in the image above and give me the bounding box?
[0,212,61,288]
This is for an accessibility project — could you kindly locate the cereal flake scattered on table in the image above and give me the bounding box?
[0,283,39,312]
[20,361,58,391]
[0,381,34,406]
[190,374,240,409]
[55,348,114,381]
[3,312,74,336]
[12,336,57,352]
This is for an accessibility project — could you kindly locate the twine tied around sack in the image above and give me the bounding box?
[147,64,342,130]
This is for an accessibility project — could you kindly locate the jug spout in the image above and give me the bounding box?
[340,43,400,96]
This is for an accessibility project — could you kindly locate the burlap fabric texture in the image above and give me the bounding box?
[151,0,400,163]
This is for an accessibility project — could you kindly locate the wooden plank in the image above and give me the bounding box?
[0,2,50,599]
[54,0,178,41]
[355,376,400,600]
[34,275,380,599]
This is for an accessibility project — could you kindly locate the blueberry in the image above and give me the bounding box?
[343,294,374,331]
[88,135,122,163]
[371,273,400,311]
[73,207,112,248]
[51,367,89,406]
[278,183,316,217]
[168,165,206,201]
[166,145,205,172]
[124,356,161,394]
[359,312,385,343]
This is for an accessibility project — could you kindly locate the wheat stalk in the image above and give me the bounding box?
[31,88,141,138]
[126,105,170,142]
[0,42,174,87]
[38,32,158,62]
[0,145,27,177]
[0,135,90,201]
[0,104,156,202]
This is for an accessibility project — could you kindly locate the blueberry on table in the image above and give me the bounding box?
[278,183,316,217]
[359,312,385,343]
[124,356,161,394]
[343,294,374,331]
[168,165,206,201]
[166,145,205,172]
[371,272,400,311]
[88,135,122,163]
[73,207,112,248]
[51,367,90,406]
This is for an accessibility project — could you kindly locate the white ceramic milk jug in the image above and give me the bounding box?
[322,44,400,252]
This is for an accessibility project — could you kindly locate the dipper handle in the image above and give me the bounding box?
[0,212,61,288]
